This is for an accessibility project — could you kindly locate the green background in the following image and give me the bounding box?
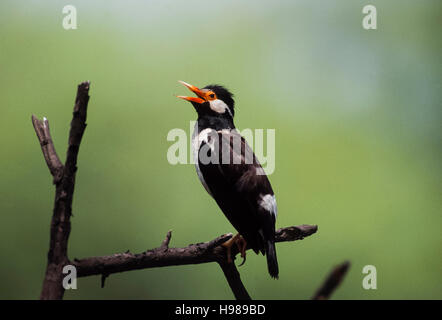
[0,0,440,299]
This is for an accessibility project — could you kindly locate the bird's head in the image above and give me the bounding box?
[177,81,235,119]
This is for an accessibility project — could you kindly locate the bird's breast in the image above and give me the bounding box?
[192,123,217,197]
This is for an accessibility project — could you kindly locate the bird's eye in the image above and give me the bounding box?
[209,93,215,99]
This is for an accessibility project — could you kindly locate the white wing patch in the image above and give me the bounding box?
[259,194,277,218]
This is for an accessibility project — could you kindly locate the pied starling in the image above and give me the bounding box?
[177,81,279,279]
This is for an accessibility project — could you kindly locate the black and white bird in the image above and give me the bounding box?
[177,81,279,278]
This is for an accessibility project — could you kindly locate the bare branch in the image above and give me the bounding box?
[31,115,63,183]
[101,273,109,288]
[64,81,90,179]
[224,224,318,259]
[160,230,173,250]
[71,225,317,298]
[35,81,91,300]
[218,260,251,300]
[73,225,316,276]
[276,224,318,242]
[312,261,350,300]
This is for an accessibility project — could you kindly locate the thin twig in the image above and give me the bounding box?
[31,115,63,183]
[160,230,173,250]
[312,261,350,300]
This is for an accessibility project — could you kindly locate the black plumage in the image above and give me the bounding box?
[178,82,279,278]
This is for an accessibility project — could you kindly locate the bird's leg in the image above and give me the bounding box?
[221,234,247,265]
[221,234,239,264]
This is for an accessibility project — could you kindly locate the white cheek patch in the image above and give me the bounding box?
[259,194,278,219]
[209,99,233,117]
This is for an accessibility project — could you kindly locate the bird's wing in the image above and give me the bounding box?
[219,129,273,195]
[198,129,273,196]
[197,129,276,250]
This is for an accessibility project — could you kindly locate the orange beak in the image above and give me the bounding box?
[177,80,207,104]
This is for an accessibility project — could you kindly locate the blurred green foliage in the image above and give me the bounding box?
[0,0,440,299]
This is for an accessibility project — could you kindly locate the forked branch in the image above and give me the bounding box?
[33,81,90,300]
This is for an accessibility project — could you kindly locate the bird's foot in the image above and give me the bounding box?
[221,234,247,266]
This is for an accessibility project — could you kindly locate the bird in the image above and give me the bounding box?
[177,80,279,279]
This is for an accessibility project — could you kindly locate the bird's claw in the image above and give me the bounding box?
[238,254,246,267]
[222,233,247,266]
[236,235,247,267]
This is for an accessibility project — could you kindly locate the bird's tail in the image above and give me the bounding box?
[265,240,279,279]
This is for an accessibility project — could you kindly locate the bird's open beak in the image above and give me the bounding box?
[177,80,206,104]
